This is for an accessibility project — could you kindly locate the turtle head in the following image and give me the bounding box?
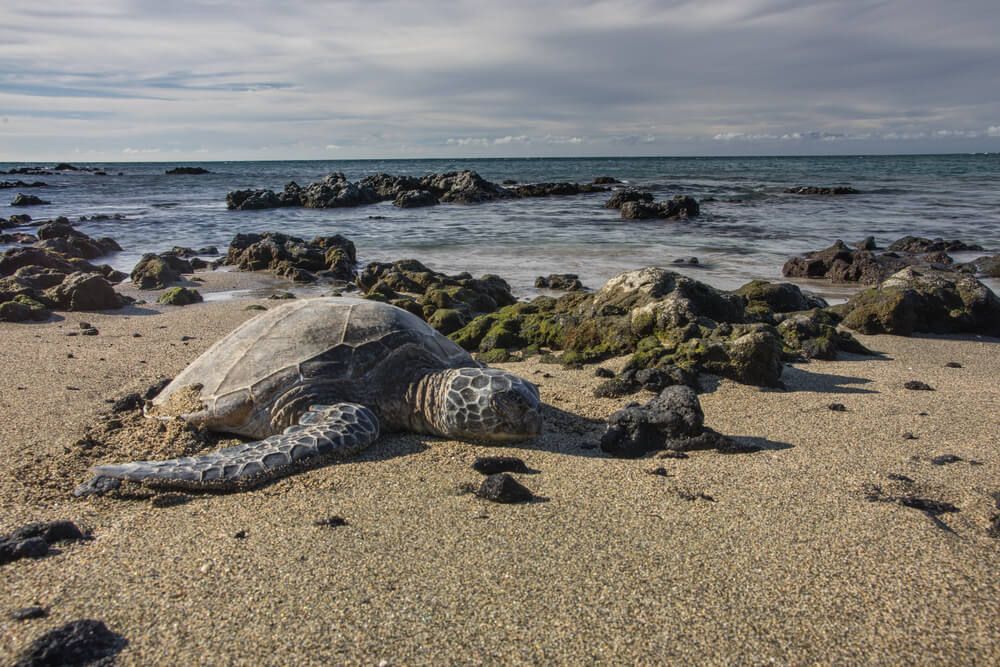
[437,368,542,442]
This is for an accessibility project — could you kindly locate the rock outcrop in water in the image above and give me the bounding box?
[225,171,619,211]
[226,170,513,210]
[165,166,210,175]
[782,237,985,285]
[448,267,868,385]
[35,220,121,261]
[0,180,46,189]
[785,186,860,195]
[10,193,50,207]
[224,231,357,283]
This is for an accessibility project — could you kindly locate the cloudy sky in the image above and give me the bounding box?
[1,0,999,161]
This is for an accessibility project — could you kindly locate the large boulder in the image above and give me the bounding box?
[835,268,1000,337]
[619,195,699,220]
[34,222,121,260]
[298,173,380,208]
[420,170,513,204]
[130,253,193,289]
[600,386,732,458]
[359,173,422,199]
[165,166,210,175]
[44,272,122,311]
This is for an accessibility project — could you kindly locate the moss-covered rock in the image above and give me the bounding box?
[776,309,871,360]
[157,287,203,306]
[836,268,1000,336]
[735,280,827,313]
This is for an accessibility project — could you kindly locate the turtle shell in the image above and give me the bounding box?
[152,297,473,436]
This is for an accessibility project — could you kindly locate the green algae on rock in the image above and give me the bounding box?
[834,268,1000,337]
[157,287,203,306]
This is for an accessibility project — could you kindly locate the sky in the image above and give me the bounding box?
[1,0,999,161]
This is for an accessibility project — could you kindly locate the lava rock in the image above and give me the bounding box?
[393,189,438,208]
[165,166,210,175]
[828,403,847,412]
[11,606,48,621]
[784,186,859,195]
[604,189,654,209]
[903,380,934,391]
[475,473,535,503]
[601,385,722,458]
[313,516,349,528]
[14,619,126,667]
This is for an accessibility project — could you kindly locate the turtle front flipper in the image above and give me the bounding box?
[88,404,379,492]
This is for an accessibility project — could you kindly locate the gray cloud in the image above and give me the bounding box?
[0,0,998,159]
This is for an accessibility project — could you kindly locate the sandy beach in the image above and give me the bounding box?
[0,271,997,664]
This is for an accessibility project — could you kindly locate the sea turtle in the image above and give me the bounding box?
[84,297,542,491]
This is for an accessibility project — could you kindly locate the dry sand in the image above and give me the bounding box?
[1,272,998,665]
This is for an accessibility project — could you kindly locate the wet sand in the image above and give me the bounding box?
[1,272,998,664]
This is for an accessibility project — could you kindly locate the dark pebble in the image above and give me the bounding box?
[917,411,929,416]
[0,537,49,565]
[476,474,535,504]
[66,353,74,359]
[80,328,98,336]
[233,530,247,539]
[902,432,917,440]
[887,473,914,483]
[180,335,194,341]
[944,362,962,368]
[828,403,847,412]
[11,606,48,621]
[78,322,91,329]
[647,467,669,477]
[657,450,690,459]
[594,367,615,379]
[150,493,191,508]
[677,490,716,502]
[472,456,534,475]
[8,520,85,544]
[131,333,142,338]
[930,454,963,466]
[14,619,126,667]
[904,380,934,391]
[314,516,349,528]
[65,332,78,337]
[143,377,171,400]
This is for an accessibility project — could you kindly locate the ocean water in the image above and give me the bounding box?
[2,155,999,298]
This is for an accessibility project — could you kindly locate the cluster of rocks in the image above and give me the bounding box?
[2,163,106,176]
[358,258,516,337]
[165,166,210,175]
[226,170,513,211]
[604,189,700,220]
[130,251,202,290]
[448,267,871,387]
[13,619,126,666]
[223,232,356,283]
[226,170,622,212]
[1,219,128,322]
[600,385,734,458]
[0,180,46,189]
[782,236,992,285]
[784,186,859,195]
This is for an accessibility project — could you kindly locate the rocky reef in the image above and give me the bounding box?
[604,190,700,220]
[447,267,870,386]
[223,232,357,283]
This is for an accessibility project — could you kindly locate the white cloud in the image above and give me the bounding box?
[121,147,160,153]
[325,144,341,150]
[988,126,1000,137]
[493,135,529,145]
